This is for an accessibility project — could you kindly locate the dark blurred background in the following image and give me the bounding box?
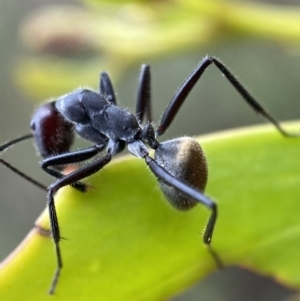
[1,0,300,300]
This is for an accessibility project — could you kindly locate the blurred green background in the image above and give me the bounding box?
[1,0,300,300]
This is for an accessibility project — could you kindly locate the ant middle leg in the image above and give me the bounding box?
[99,72,118,105]
[135,64,153,124]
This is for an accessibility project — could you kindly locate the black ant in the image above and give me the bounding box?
[0,56,298,294]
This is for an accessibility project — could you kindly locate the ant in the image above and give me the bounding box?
[0,56,298,294]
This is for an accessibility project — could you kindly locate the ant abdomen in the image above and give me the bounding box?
[154,137,208,211]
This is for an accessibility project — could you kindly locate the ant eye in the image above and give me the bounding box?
[30,121,36,131]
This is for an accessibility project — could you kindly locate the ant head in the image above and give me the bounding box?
[154,137,208,211]
[30,101,75,158]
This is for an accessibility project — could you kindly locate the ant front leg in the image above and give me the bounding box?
[41,145,105,192]
[47,152,112,294]
[156,56,299,138]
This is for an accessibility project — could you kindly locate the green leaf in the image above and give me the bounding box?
[0,123,300,300]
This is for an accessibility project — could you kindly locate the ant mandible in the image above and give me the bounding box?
[0,56,298,294]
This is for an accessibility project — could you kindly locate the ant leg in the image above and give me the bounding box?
[41,145,105,192]
[144,155,222,267]
[135,64,153,124]
[47,153,112,295]
[0,134,47,191]
[99,72,118,105]
[144,156,216,244]
[157,56,298,137]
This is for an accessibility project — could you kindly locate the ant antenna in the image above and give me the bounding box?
[0,134,47,191]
